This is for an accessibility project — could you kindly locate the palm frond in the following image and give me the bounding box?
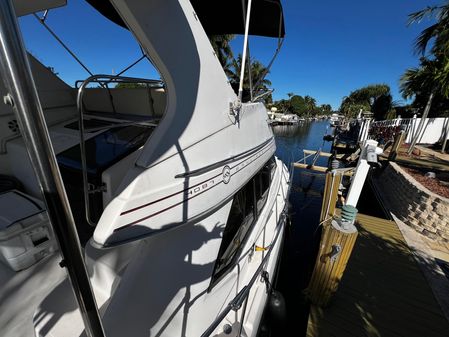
[433,21,449,54]
[407,5,443,25]
[414,23,440,55]
[400,67,421,99]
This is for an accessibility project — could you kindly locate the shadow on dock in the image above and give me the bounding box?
[307,213,449,337]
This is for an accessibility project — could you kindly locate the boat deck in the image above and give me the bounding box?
[307,213,449,337]
[0,254,65,337]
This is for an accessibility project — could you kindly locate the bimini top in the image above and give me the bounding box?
[86,0,285,38]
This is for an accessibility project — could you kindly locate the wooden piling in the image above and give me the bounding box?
[307,220,358,307]
[307,171,358,307]
[319,172,341,222]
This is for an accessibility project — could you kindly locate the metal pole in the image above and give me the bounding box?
[32,13,94,76]
[0,2,105,337]
[238,0,253,101]
[237,296,249,336]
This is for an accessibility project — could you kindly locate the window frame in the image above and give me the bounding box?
[208,156,277,290]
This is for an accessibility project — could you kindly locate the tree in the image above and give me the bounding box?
[400,57,449,111]
[290,95,307,115]
[339,84,395,119]
[228,54,272,102]
[208,36,274,103]
[209,34,235,77]
[304,95,317,114]
[320,104,332,115]
[408,1,449,57]
[372,93,395,120]
[404,1,449,152]
[272,93,330,117]
[401,0,449,117]
[115,82,146,89]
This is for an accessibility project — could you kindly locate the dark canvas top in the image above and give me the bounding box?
[86,0,285,38]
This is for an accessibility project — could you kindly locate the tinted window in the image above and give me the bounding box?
[210,156,276,286]
[255,157,276,215]
[212,181,254,281]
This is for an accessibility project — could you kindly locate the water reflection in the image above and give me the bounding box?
[271,123,311,138]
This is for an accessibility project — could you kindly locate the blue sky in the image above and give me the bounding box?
[19,0,439,110]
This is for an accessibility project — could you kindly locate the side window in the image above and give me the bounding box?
[210,156,276,287]
[255,156,276,215]
[211,181,255,284]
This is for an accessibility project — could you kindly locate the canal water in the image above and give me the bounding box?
[258,121,386,337]
[257,121,333,337]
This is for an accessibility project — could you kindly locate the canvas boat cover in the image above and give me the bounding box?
[85,0,285,38]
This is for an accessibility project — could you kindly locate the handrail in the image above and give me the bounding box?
[76,74,164,227]
[201,210,287,337]
[253,89,273,102]
[371,118,413,127]
[0,2,105,336]
[74,76,163,89]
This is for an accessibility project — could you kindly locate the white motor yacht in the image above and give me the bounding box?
[0,0,289,336]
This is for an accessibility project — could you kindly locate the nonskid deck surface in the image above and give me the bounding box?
[307,213,449,337]
[0,254,65,337]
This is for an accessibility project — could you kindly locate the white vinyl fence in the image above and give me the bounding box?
[370,116,449,144]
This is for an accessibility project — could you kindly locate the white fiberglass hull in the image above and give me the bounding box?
[34,158,290,337]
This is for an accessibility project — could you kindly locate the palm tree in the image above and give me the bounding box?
[401,57,449,152]
[228,55,272,101]
[301,95,316,116]
[405,2,449,152]
[339,84,394,119]
[408,2,449,56]
[249,59,272,93]
[209,35,235,77]
[400,58,446,100]
[340,96,369,118]
[320,104,332,114]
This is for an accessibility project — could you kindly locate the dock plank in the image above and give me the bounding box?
[307,213,449,337]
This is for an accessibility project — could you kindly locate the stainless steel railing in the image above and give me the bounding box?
[200,209,287,337]
[76,75,163,226]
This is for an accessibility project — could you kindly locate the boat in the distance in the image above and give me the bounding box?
[0,0,289,336]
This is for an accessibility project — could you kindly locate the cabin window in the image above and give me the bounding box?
[210,156,276,287]
[255,156,276,216]
[212,181,255,283]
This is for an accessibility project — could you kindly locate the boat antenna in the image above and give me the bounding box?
[238,0,253,102]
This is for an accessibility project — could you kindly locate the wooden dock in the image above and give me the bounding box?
[307,213,449,337]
